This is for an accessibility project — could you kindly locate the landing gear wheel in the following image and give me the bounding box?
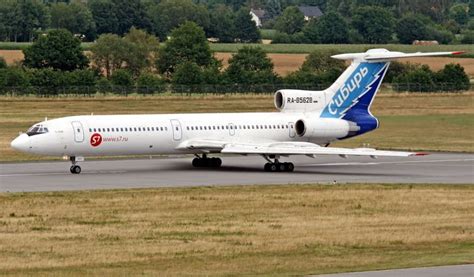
[286,162,295,172]
[278,163,286,172]
[70,165,81,174]
[192,157,222,168]
[264,163,271,172]
[269,163,278,172]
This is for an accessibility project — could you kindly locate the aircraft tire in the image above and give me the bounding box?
[286,162,295,172]
[70,165,81,174]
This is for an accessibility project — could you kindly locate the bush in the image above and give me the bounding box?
[393,66,435,92]
[460,31,474,44]
[96,78,113,93]
[0,57,7,69]
[110,69,133,87]
[136,73,165,88]
[272,31,308,44]
[0,67,30,88]
[67,69,99,87]
[28,68,68,89]
[435,63,470,91]
[426,26,454,44]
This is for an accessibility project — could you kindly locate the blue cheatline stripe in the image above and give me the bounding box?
[321,62,388,119]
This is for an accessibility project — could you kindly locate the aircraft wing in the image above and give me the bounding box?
[178,140,426,157]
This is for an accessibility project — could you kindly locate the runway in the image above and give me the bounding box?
[316,264,474,277]
[0,152,473,192]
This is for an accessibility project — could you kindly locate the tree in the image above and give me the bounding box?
[396,14,429,44]
[0,67,30,88]
[112,0,152,35]
[172,61,204,85]
[300,51,346,74]
[352,6,395,43]
[208,5,235,43]
[50,2,96,40]
[123,27,160,76]
[88,0,119,35]
[23,29,88,71]
[148,0,210,41]
[449,4,469,25]
[274,6,305,35]
[157,21,214,76]
[233,8,261,43]
[265,0,282,18]
[89,34,127,78]
[225,47,278,84]
[1,0,50,42]
[303,11,349,43]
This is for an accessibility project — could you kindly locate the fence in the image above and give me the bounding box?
[0,83,472,97]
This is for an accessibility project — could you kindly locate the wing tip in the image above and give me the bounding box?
[452,51,466,55]
[410,152,429,156]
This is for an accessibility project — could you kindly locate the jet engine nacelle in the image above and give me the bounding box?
[274,89,327,112]
[294,117,360,140]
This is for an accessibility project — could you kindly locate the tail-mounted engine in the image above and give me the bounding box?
[274,90,327,113]
[294,118,361,139]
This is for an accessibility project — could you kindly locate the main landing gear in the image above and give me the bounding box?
[263,156,294,172]
[69,156,82,174]
[192,154,222,168]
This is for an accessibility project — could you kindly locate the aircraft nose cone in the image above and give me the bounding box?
[11,134,30,152]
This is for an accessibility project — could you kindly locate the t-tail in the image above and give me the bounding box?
[319,48,465,138]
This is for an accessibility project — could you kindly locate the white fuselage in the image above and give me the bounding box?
[12,112,354,157]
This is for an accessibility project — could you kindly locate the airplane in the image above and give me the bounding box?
[10,49,464,174]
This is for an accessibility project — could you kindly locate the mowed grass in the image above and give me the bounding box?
[0,184,473,275]
[209,43,474,56]
[1,42,472,56]
[0,92,473,161]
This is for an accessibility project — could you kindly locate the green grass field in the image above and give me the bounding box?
[0,92,472,161]
[209,43,474,56]
[1,184,473,275]
[0,42,472,56]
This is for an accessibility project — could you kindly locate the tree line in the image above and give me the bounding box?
[0,23,470,94]
[0,0,472,44]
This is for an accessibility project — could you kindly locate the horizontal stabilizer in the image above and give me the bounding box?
[331,49,465,62]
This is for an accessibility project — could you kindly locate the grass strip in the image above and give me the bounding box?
[0,184,473,275]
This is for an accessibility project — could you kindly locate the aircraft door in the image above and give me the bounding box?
[288,122,296,138]
[170,119,182,141]
[71,121,85,143]
[228,123,235,136]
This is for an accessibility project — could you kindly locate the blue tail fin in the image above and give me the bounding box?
[321,61,390,137]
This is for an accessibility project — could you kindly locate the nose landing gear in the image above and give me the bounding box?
[69,156,82,174]
[192,154,222,168]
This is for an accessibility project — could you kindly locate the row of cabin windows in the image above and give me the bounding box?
[89,124,289,133]
[89,126,168,133]
[186,124,289,131]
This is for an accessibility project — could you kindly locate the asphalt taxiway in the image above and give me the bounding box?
[0,152,472,192]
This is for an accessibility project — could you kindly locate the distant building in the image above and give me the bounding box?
[298,5,323,21]
[250,8,268,28]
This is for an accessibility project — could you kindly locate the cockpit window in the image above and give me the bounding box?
[26,124,49,136]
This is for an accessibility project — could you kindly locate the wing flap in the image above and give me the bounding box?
[221,142,424,157]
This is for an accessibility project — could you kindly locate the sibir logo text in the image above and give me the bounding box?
[328,66,368,115]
